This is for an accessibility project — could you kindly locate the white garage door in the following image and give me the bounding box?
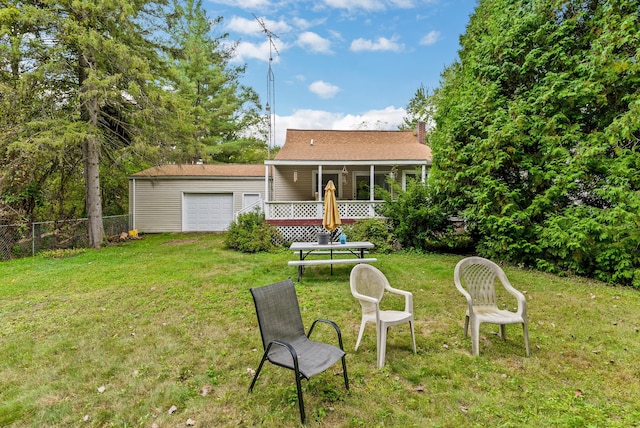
[184,193,233,231]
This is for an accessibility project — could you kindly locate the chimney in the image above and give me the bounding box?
[416,121,426,145]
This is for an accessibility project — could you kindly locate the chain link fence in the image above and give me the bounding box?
[0,215,130,261]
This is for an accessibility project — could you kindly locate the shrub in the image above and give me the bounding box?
[224,211,281,253]
[341,218,397,253]
[379,178,472,253]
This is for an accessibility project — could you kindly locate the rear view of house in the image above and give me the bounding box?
[128,123,431,236]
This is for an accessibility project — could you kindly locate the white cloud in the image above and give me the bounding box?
[226,16,292,37]
[296,32,333,54]
[270,106,407,146]
[420,30,442,46]
[309,80,341,98]
[322,0,386,12]
[350,36,404,52]
[231,39,286,63]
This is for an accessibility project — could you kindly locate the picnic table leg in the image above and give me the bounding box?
[330,247,333,275]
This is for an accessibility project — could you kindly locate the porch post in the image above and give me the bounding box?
[369,165,375,216]
[318,165,323,201]
[421,165,426,182]
[264,165,269,218]
[369,165,375,202]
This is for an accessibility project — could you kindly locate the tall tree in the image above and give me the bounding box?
[400,84,435,132]
[164,0,266,164]
[429,0,640,285]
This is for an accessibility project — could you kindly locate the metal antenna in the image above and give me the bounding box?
[253,14,279,155]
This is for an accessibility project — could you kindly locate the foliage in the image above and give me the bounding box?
[163,0,266,164]
[399,84,435,134]
[378,177,472,253]
[224,210,281,253]
[2,233,640,426]
[428,0,640,286]
[342,218,397,253]
[0,0,268,236]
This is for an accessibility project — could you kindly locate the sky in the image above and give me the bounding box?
[202,0,478,146]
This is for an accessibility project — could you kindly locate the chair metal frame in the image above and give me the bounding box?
[249,279,349,424]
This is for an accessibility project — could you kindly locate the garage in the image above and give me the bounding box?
[129,164,267,233]
[183,193,233,232]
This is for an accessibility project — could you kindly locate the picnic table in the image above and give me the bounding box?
[288,241,377,281]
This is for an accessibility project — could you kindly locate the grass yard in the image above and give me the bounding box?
[1,233,640,427]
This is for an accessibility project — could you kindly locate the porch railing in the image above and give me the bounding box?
[265,200,385,220]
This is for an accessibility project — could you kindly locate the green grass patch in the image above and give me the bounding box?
[1,233,640,426]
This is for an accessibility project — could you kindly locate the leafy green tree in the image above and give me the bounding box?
[1,0,268,248]
[429,0,640,285]
[400,84,435,132]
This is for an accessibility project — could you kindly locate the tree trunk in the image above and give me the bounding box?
[79,52,104,249]
[83,132,103,249]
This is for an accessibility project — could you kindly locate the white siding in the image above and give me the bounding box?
[130,178,264,233]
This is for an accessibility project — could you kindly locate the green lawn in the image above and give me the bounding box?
[1,233,639,427]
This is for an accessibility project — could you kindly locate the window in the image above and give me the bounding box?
[354,172,391,200]
[402,169,427,190]
[313,172,341,199]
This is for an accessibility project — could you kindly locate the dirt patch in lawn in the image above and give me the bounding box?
[162,238,200,246]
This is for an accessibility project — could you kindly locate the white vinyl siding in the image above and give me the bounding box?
[130,177,264,233]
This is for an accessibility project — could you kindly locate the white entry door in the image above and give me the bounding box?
[184,193,233,231]
[243,193,261,209]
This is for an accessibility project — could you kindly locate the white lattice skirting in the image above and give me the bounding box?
[274,225,345,245]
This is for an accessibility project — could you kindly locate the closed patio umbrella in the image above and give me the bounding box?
[322,180,341,234]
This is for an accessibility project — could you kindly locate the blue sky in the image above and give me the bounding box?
[202,0,478,145]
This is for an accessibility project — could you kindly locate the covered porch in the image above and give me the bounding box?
[251,126,432,241]
[260,161,428,241]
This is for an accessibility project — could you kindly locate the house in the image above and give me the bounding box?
[128,123,431,237]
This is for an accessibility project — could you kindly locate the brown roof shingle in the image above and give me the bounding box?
[274,129,431,162]
[131,164,266,178]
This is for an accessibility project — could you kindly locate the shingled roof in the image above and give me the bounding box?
[274,129,431,162]
[131,164,266,178]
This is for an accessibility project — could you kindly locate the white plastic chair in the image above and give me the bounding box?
[350,264,416,368]
[454,257,530,356]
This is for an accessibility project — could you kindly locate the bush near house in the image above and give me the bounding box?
[224,211,281,253]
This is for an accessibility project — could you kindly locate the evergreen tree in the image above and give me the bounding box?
[430,0,640,285]
[1,0,267,248]
[165,0,266,164]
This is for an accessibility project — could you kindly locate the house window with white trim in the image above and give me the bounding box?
[353,172,391,200]
[313,172,341,199]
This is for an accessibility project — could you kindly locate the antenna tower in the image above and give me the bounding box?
[253,14,279,155]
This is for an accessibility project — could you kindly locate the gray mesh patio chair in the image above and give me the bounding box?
[454,257,530,356]
[350,264,416,369]
[249,279,349,424]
